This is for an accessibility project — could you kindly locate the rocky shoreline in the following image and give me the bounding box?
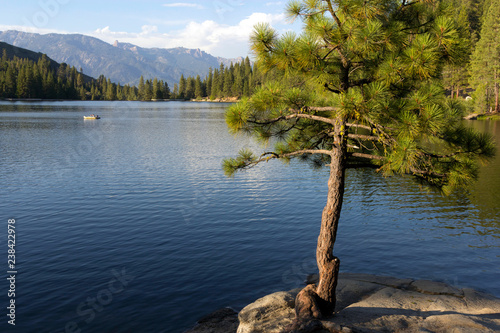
[185,273,500,333]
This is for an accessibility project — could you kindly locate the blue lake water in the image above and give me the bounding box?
[0,101,499,333]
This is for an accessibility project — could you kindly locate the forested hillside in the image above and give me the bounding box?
[0,43,170,101]
[0,46,94,100]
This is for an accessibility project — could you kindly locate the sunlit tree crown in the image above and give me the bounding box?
[225,0,495,195]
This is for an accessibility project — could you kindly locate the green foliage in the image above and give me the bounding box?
[224,0,496,195]
[470,0,500,113]
[0,55,85,99]
[223,148,256,177]
[175,57,266,100]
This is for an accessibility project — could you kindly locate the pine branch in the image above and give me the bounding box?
[350,153,385,160]
[321,47,337,61]
[248,112,337,126]
[324,83,342,94]
[244,149,334,168]
[304,107,337,112]
[295,9,327,17]
[410,167,446,179]
[346,123,372,131]
[268,149,333,158]
[347,134,380,141]
[324,0,342,28]
[423,151,461,159]
[350,78,374,87]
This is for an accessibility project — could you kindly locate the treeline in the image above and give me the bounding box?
[90,75,170,101]
[0,51,89,100]
[0,44,287,104]
[442,0,500,113]
[171,57,267,100]
[137,76,170,101]
[0,50,172,101]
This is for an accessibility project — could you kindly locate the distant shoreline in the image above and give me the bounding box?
[0,98,239,103]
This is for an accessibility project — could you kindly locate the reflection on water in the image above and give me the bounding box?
[469,121,500,222]
[0,101,499,333]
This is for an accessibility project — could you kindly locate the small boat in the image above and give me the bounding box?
[83,115,101,119]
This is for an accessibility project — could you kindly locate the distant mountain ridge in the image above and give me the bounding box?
[0,41,58,67]
[0,30,244,87]
[0,41,94,83]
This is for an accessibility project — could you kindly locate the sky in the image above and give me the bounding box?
[0,0,303,58]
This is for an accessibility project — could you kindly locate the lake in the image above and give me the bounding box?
[0,101,499,333]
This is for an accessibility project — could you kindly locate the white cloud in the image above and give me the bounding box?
[90,12,288,58]
[0,24,70,35]
[266,1,284,6]
[163,2,204,9]
[140,25,158,35]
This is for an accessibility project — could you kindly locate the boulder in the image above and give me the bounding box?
[237,289,301,333]
[238,274,500,333]
[464,113,479,120]
[184,307,239,333]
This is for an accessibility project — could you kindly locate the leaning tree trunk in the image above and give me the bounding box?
[315,129,347,315]
[291,119,348,331]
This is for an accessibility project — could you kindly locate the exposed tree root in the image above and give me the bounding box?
[281,284,341,333]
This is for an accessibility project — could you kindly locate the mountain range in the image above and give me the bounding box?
[0,30,244,87]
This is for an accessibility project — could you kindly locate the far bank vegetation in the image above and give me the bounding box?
[171,57,270,101]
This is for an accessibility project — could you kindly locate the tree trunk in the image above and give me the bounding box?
[495,82,499,113]
[315,153,346,315]
[288,120,347,332]
[316,119,347,315]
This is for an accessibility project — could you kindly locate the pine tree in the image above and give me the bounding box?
[162,81,170,99]
[144,79,153,101]
[232,66,244,97]
[211,69,221,99]
[185,76,195,100]
[470,0,500,113]
[106,78,116,100]
[79,86,86,100]
[442,5,471,99]
[126,85,138,100]
[44,72,56,99]
[224,0,496,324]
[1,49,7,64]
[223,63,234,96]
[206,67,213,98]
[137,75,145,100]
[16,66,29,98]
[172,83,179,99]
[153,77,161,100]
[77,73,84,88]
[4,65,16,97]
[194,75,204,99]
[178,74,187,100]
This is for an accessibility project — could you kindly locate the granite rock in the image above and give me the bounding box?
[184,307,239,333]
[238,274,500,333]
